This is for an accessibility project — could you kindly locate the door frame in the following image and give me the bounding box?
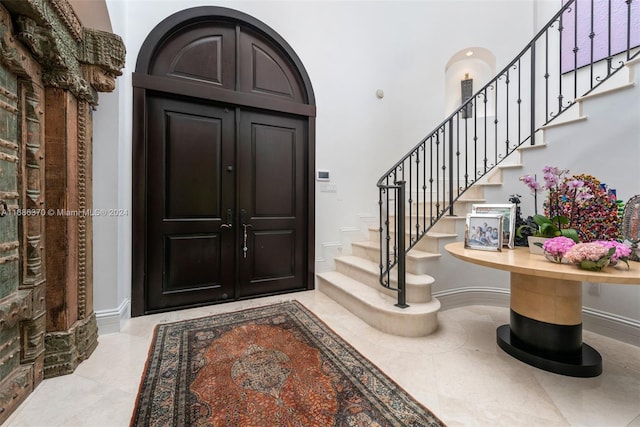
[131,7,316,316]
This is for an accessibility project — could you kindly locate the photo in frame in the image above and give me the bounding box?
[465,213,503,251]
[621,194,640,261]
[471,203,516,248]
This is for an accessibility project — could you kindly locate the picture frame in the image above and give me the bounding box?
[471,203,516,249]
[621,194,640,262]
[465,213,503,251]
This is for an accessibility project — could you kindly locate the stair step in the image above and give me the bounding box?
[477,168,503,186]
[517,142,547,152]
[316,271,440,337]
[334,255,434,303]
[384,214,465,234]
[498,163,522,170]
[413,197,486,207]
[368,226,458,252]
[369,225,459,237]
[351,240,441,275]
[577,81,635,102]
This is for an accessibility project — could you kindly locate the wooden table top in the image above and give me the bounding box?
[445,242,640,285]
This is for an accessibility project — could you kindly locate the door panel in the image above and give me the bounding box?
[237,111,306,297]
[147,96,235,311]
[253,123,295,216]
[252,230,295,280]
[149,22,236,90]
[165,234,222,292]
[165,111,222,218]
[238,29,306,102]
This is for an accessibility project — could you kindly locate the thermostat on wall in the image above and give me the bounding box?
[317,170,330,181]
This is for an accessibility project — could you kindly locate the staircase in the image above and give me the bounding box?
[317,186,488,336]
[317,0,640,337]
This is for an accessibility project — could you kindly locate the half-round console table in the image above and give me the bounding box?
[445,242,640,377]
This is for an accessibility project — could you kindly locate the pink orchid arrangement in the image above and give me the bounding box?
[518,166,588,242]
[520,167,593,224]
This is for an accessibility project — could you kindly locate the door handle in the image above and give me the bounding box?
[220,208,233,230]
[241,209,252,258]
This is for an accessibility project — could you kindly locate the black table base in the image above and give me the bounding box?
[497,324,602,377]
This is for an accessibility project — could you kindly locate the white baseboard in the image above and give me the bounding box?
[434,286,510,310]
[434,287,640,347]
[583,308,640,347]
[95,298,131,335]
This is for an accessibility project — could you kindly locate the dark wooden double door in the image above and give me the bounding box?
[146,96,307,312]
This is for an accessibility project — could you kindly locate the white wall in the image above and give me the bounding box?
[95,0,555,327]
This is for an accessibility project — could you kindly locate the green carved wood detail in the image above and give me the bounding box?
[0,0,125,104]
[0,324,19,380]
[0,61,19,300]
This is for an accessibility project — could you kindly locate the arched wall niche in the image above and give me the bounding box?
[444,47,496,117]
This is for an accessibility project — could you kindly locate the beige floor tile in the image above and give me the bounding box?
[5,290,640,427]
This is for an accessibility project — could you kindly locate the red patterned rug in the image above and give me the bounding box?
[130,300,445,426]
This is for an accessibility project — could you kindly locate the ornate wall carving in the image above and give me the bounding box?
[5,1,124,105]
[0,0,124,421]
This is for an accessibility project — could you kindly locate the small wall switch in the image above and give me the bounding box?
[317,170,330,181]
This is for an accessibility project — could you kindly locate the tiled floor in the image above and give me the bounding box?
[5,290,640,426]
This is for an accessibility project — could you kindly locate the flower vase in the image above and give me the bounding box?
[544,251,563,264]
[527,236,548,255]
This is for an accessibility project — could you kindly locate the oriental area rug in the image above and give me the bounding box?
[131,300,445,427]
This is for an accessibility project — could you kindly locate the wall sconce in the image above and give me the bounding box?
[461,73,473,119]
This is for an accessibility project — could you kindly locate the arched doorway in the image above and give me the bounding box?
[131,7,316,315]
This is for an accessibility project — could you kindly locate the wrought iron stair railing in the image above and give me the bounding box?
[377,0,639,307]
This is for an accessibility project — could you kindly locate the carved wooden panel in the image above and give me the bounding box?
[0,23,46,420]
[0,61,19,300]
[150,22,235,90]
[239,29,305,102]
[146,20,307,104]
[165,111,223,218]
